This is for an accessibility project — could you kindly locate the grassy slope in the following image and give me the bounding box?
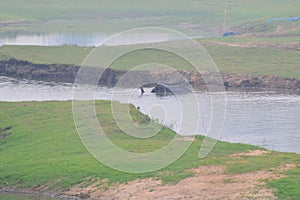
[0,41,300,78]
[0,101,299,199]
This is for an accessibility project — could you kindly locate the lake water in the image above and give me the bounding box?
[0,31,201,46]
[1,76,299,154]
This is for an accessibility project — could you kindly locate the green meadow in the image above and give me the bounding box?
[1,38,300,78]
[0,101,299,199]
[0,0,300,33]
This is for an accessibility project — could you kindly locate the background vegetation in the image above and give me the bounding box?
[0,0,300,34]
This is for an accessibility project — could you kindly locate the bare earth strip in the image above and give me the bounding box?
[203,40,300,51]
[66,151,296,200]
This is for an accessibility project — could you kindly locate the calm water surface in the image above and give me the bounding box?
[1,76,299,154]
[0,31,201,46]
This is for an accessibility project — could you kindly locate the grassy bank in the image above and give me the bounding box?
[0,193,53,200]
[1,39,300,78]
[0,101,299,199]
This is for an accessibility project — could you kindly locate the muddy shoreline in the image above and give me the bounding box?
[0,58,299,93]
[0,187,80,200]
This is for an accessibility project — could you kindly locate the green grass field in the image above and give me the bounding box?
[0,0,300,33]
[0,101,299,199]
[205,43,300,78]
[1,39,299,78]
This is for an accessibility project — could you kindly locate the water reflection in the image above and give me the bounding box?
[0,31,198,46]
[0,31,108,46]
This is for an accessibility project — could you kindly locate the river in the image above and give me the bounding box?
[0,76,299,154]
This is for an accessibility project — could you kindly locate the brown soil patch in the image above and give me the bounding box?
[203,40,300,51]
[230,150,268,158]
[174,136,195,142]
[66,163,296,200]
[277,163,297,173]
[273,25,299,37]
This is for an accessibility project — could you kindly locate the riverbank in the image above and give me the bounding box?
[0,162,298,200]
[0,58,299,93]
[0,101,299,199]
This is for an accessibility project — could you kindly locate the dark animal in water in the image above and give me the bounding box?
[151,84,173,95]
[151,83,191,96]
